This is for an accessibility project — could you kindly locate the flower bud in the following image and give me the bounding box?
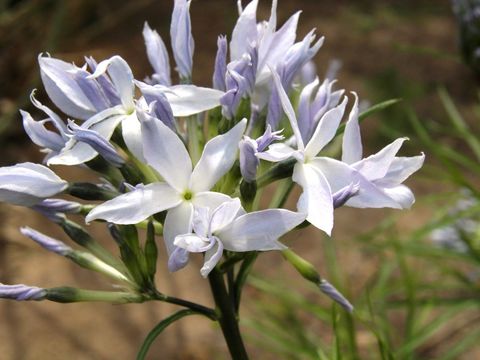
[0,284,46,301]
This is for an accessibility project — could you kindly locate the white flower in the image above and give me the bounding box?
[257,69,348,235]
[86,114,247,256]
[172,198,306,277]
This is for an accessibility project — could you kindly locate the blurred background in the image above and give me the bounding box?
[1,0,480,359]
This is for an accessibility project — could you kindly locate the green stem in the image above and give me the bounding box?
[233,252,258,314]
[154,292,217,321]
[208,268,249,360]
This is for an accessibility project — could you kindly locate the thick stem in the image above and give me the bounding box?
[208,269,249,360]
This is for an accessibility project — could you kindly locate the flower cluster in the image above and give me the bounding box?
[0,0,423,318]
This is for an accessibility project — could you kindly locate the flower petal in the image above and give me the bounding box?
[48,110,125,166]
[342,92,362,164]
[88,56,135,112]
[38,55,96,120]
[352,138,407,181]
[163,85,224,117]
[190,119,247,192]
[310,157,402,209]
[382,185,415,209]
[193,191,232,209]
[121,112,145,162]
[256,142,296,162]
[304,96,347,159]
[210,198,242,233]
[170,0,194,79]
[143,22,171,86]
[292,162,333,235]
[21,110,64,151]
[270,68,304,150]
[85,183,181,224]
[139,108,192,192]
[163,201,194,255]
[0,163,68,206]
[174,233,211,252]
[377,153,425,187]
[218,209,304,251]
[230,0,258,61]
[200,240,224,277]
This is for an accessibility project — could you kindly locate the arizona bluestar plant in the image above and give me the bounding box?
[0,1,424,358]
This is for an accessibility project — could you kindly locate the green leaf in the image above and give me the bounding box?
[136,309,199,360]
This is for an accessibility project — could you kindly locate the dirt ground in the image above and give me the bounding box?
[0,0,474,359]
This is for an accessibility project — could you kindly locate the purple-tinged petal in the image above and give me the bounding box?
[200,239,224,277]
[21,110,64,152]
[342,92,362,164]
[143,22,171,86]
[297,78,320,144]
[168,246,190,272]
[255,124,284,152]
[190,119,247,193]
[304,96,347,159]
[38,55,96,120]
[239,137,259,182]
[258,11,301,78]
[0,163,67,206]
[0,284,46,301]
[319,279,354,313]
[332,182,360,209]
[48,107,126,166]
[88,56,135,112]
[70,67,110,112]
[170,0,194,80]
[86,183,181,224]
[382,185,416,209]
[299,60,317,86]
[136,82,176,130]
[20,226,72,255]
[68,121,125,167]
[32,198,81,214]
[230,0,258,61]
[213,35,228,91]
[29,90,68,136]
